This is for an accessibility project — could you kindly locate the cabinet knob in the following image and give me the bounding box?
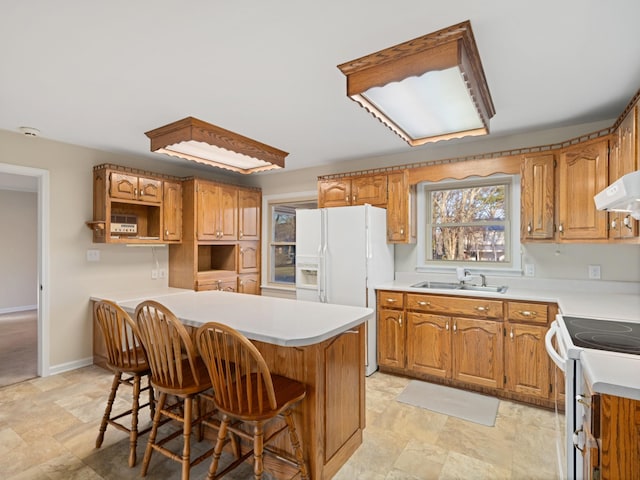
[623,215,632,229]
[345,195,350,202]
[558,224,564,233]
[240,248,244,254]
[398,313,402,326]
[386,298,396,303]
[510,328,514,340]
[611,219,617,229]
[239,231,243,238]
[418,301,430,306]
[353,195,357,202]
[519,310,536,317]
[527,223,532,233]
[475,306,488,312]
[400,228,404,235]
[445,321,449,331]
[453,321,457,333]
[165,229,169,237]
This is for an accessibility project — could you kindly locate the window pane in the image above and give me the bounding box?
[273,207,296,242]
[271,245,296,283]
[432,225,505,261]
[432,185,506,224]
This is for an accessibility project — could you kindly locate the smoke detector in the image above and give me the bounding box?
[19,126,40,137]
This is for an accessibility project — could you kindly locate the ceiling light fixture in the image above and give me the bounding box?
[337,20,495,146]
[145,117,288,174]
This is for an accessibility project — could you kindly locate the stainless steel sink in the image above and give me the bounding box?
[410,281,508,294]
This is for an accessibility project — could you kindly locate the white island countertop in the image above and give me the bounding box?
[91,289,373,347]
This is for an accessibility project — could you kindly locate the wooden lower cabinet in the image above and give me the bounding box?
[406,313,450,377]
[238,273,260,295]
[377,290,557,409]
[504,323,550,398]
[452,317,503,389]
[377,307,405,369]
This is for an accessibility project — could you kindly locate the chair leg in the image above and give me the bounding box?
[128,374,142,467]
[283,409,309,480]
[181,396,193,480]
[96,372,121,448]
[148,376,155,421]
[141,391,166,477]
[253,422,265,480]
[207,416,230,480]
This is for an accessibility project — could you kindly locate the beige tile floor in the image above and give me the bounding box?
[0,365,562,479]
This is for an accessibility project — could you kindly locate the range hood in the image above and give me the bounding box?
[594,170,640,220]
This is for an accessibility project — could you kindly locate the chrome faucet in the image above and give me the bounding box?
[479,274,487,287]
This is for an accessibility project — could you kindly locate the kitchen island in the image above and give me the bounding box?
[91,289,373,480]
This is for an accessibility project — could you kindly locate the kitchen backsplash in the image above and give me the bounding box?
[394,243,640,284]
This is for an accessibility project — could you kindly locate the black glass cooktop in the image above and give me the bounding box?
[563,316,640,355]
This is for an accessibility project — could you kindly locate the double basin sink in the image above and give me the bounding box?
[410,280,508,294]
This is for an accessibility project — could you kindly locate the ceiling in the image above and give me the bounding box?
[1,0,640,177]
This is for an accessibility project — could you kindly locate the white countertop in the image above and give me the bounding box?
[581,350,640,401]
[91,289,373,347]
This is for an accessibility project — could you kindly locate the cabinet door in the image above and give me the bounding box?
[504,323,550,398]
[318,180,351,207]
[609,110,639,239]
[377,307,405,368]
[238,273,260,295]
[387,171,415,243]
[138,176,162,203]
[163,181,182,241]
[109,172,138,200]
[351,175,387,205]
[452,317,503,389]
[218,185,238,241]
[238,189,261,240]
[521,153,555,240]
[558,139,609,240]
[196,182,220,241]
[406,312,451,378]
[238,241,259,273]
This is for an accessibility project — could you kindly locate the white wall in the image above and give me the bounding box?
[0,190,37,310]
[0,129,252,371]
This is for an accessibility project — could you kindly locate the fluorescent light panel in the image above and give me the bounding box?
[338,20,495,146]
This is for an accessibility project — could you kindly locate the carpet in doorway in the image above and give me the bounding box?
[396,380,500,426]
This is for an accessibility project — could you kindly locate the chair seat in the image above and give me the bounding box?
[150,356,212,396]
[106,347,151,375]
[216,374,306,422]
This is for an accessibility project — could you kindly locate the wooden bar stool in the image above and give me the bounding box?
[134,300,216,480]
[195,321,309,480]
[93,300,155,467]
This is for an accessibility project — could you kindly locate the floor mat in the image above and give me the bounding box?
[396,380,499,426]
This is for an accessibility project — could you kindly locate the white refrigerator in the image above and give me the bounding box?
[295,204,394,376]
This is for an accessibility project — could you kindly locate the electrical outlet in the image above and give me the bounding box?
[524,264,535,277]
[86,249,100,262]
[151,269,159,280]
[158,268,167,279]
[588,264,601,280]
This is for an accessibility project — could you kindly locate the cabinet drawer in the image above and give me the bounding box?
[506,302,549,325]
[406,294,502,319]
[378,291,404,309]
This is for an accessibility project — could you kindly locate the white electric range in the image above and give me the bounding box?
[546,313,640,479]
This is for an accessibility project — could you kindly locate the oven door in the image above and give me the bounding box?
[546,321,578,480]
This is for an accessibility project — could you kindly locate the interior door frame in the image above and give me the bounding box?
[0,162,50,377]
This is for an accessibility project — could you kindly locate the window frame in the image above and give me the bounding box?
[416,174,522,274]
[261,191,317,291]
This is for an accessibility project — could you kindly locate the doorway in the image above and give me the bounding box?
[0,163,50,385]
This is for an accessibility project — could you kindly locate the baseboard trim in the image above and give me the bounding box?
[0,305,37,315]
[48,357,94,376]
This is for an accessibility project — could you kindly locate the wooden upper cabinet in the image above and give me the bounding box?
[351,175,387,205]
[521,153,555,241]
[318,175,387,207]
[196,181,238,241]
[162,181,182,242]
[318,179,351,207]
[387,171,416,244]
[557,138,609,240]
[609,105,638,239]
[109,172,162,203]
[238,188,261,240]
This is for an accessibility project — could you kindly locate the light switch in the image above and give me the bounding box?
[588,264,601,280]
